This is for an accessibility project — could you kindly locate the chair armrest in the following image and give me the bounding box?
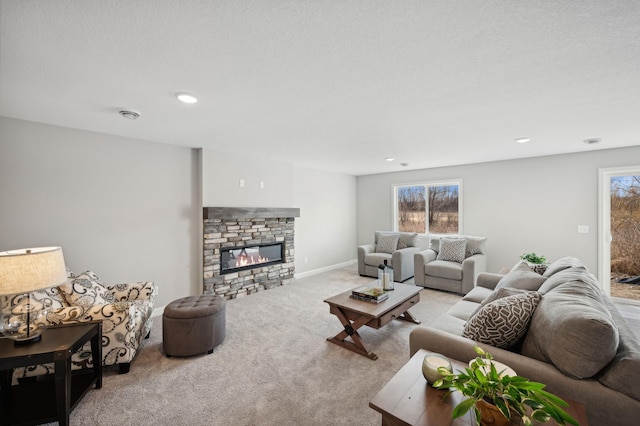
[107,281,157,303]
[414,249,437,265]
[476,272,504,290]
[357,244,375,275]
[461,254,488,294]
[392,247,422,281]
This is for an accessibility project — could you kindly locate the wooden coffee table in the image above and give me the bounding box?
[324,282,422,360]
[369,349,589,425]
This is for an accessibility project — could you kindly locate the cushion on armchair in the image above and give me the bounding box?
[436,238,466,263]
[59,270,116,306]
[376,234,399,254]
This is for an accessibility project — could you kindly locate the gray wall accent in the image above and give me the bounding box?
[294,166,357,274]
[0,117,201,307]
[357,146,640,275]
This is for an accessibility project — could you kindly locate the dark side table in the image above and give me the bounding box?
[0,322,102,426]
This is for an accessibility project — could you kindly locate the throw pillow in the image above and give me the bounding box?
[462,292,542,349]
[495,261,547,291]
[376,234,399,254]
[436,238,466,263]
[465,236,487,257]
[59,270,116,307]
[471,287,531,317]
[397,232,418,249]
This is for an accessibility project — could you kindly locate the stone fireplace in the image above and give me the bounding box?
[203,207,300,299]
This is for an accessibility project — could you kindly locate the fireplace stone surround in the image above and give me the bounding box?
[203,207,300,299]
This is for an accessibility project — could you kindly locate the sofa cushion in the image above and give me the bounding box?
[598,299,640,401]
[59,270,116,307]
[538,266,593,294]
[522,279,619,379]
[462,286,493,303]
[364,252,392,267]
[462,292,542,349]
[464,236,487,257]
[542,256,585,277]
[495,261,547,291]
[436,238,466,263]
[376,234,399,254]
[425,260,462,280]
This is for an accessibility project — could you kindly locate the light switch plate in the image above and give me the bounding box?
[577,225,589,234]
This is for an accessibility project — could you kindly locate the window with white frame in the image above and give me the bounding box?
[393,180,462,234]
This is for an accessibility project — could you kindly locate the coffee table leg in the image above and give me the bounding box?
[327,307,378,360]
[396,309,421,324]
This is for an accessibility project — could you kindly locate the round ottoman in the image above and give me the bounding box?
[162,295,226,357]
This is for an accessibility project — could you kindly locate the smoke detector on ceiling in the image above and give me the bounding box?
[119,110,141,120]
[583,138,602,145]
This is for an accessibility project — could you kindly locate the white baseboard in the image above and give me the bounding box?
[152,306,165,317]
[294,259,356,279]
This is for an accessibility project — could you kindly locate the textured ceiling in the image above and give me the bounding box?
[1,0,639,175]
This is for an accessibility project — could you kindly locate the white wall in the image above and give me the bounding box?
[357,146,640,275]
[294,166,357,274]
[201,149,294,207]
[0,117,201,307]
[201,149,358,275]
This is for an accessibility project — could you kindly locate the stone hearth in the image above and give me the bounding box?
[203,207,300,299]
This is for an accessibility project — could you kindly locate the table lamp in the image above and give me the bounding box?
[0,247,68,345]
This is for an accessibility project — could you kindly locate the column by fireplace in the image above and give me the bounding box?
[203,207,300,299]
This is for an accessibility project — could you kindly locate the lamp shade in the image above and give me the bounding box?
[0,247,68,295]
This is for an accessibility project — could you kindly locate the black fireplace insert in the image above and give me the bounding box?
[220,242,285,274]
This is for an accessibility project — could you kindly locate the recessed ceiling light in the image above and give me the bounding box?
[385,157,395,162]
[515,137,531,144]
[118,110,141,120]
[176,92,198,104]
[400,162,409,167]
[583,138,602,145]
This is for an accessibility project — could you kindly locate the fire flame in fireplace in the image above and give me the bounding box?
[236,255,269,267]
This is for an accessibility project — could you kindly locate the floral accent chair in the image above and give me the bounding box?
[1,269,156,380]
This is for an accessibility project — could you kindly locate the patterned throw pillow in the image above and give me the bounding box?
[436,238,466,263]
[59,270,116,307]
[376,234,399,254]
[462,292,542,349]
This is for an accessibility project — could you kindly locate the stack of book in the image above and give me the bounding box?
[350,286,389,303]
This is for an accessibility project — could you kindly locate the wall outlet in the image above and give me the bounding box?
[577,225,589,234]
[259,181,265,189]
[304,257,308,264]
[239,179,245,188]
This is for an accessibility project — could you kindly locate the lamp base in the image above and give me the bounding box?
[13,333,42,345]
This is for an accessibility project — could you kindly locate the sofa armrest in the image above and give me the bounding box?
[357,244,375,275]
[476,272,503,290]
[107,281,157,303]
[392,246,422,282]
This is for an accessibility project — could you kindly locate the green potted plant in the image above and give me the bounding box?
[433,347,578,426]
[520,252,548,274]
[520,252,547,264]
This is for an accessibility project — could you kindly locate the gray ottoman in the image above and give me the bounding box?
[162,295,226,357]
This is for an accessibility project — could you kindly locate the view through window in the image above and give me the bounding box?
[610,175,640,301]
[395,182,461,234]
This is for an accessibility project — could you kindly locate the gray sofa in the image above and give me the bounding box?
[414,234,487,294]
[409,257,640,426]
[357,231,421,282]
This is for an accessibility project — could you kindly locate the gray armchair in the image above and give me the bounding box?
[414,235,487,294]
[357,231,421,282]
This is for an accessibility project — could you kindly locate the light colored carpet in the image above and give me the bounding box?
[69,265,461,426]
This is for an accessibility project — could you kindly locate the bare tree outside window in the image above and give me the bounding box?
[610,175,640,301]
[396,182,460,234]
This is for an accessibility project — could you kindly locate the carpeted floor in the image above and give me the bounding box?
[68,265,461,426]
